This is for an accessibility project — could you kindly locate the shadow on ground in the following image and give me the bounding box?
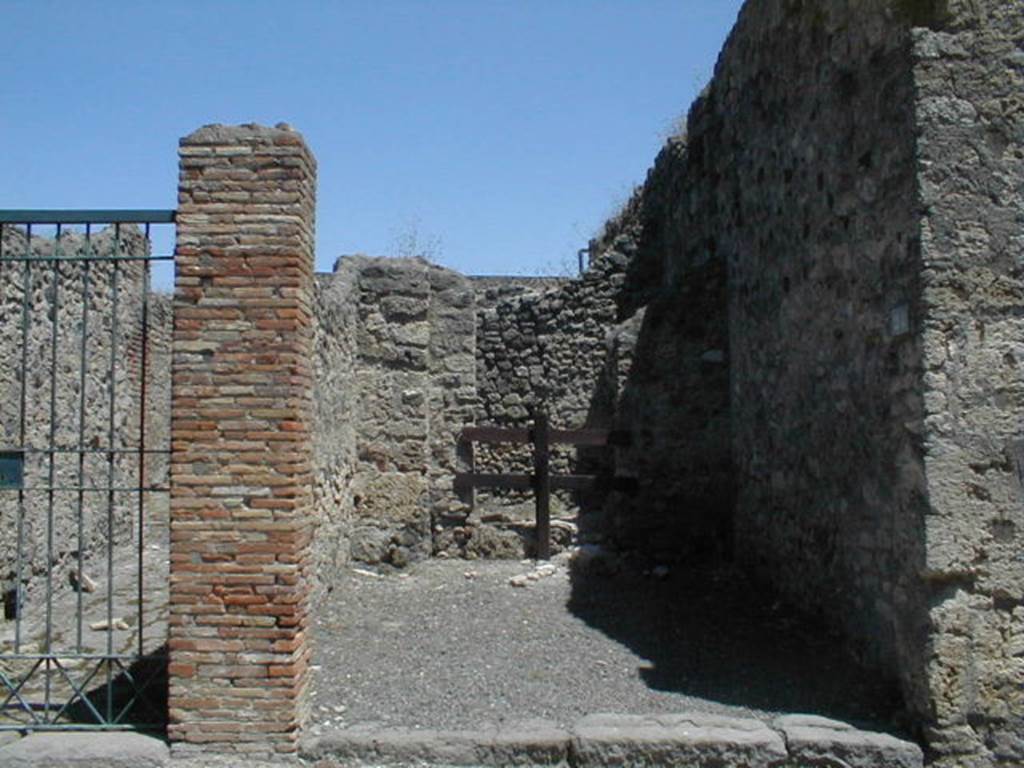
[70,644,168,730]
[567,558,904,732]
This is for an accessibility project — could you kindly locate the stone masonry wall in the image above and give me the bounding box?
[311,272,357,591]
[144,291,173,504]
[470,252,628,552]
[468,1,1017,762]
[470,275,571,311]
[0,226,156,624]
[584,138,733,561]
[469,140,733,564]
[912,2,1024,763]
[315,256,476,569]
[718,0,929,721]
[702,0,925,688]
[653,1,1022,765]
[309,261,622,565]
[425,262,482,550]
[475,264,622,430]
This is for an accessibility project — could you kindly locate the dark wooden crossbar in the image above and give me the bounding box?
[454,473,638,493]
[459,425,631,447]
[454,412,633,559]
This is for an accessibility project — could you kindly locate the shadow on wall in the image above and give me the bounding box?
[582,269,734,562]
[554,148,903,730]
[573,137,734,565]
[562,38,913,731]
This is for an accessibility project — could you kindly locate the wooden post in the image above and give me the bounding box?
[455,435,477,513]
[467,438,477,514]
[533,410,551,560]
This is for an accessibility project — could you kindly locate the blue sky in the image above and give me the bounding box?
[1,1,743,279]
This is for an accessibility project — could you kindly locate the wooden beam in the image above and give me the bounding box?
[461,425,631,447]
[549,428,631,447]
[550,474,598,491]
[459,426,530,444]
[454,472,533,490]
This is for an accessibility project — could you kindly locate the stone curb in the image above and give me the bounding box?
[773,714,924,768]
[300,712,924,767]
[569,712,786,767]
[303,719,569,767]
[0,713,924,767]
[0,731,170,768]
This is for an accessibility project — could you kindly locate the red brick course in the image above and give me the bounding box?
[169,123,317,753]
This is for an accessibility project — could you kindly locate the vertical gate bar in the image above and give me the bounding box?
[14,223,33,653]
[105,223,122,723]
[136,223,151,657]
[44,224,64,718]
[75,224,93,652]
[533,410,551,560]
[44,659,52,724]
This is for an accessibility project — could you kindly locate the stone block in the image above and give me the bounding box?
[0,732,169,767]
[352,472,428,524]
[774,715,923,768]
[302,721,570,766]
[570,712,787,767]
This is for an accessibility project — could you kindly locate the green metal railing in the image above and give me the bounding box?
[0,211,175,224]
[0,210,174,731]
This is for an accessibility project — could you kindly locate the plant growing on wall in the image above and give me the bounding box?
[388,217,443,262]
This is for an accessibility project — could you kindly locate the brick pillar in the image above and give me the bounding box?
[168,123,317,753]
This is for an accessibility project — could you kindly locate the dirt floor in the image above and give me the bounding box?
[308,551,908,738]
[0,527,909,742]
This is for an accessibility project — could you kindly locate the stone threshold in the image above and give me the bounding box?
[0,713,923,767]
[302,712,923,767]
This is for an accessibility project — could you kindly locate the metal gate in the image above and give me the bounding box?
[0,211,173,730]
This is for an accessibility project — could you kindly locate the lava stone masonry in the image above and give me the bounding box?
[673,1,1022,764]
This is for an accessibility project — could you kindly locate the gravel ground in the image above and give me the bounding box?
[309,553,905,737]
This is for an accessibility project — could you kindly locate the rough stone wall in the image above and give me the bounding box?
[480,1,1018,762]
[469,255,628,553]
[317,256,476,568]
[475,265,622,431]
[311,273,357,590]
[143,291,173,509]
[912,2,1024,763]
[425,263,480,542]
[643,0,1021,764]
[715,0,928,716]
[467,141,733,563]
[584,138,733,561]
[470,275,571,311]
[0,226,154,615]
